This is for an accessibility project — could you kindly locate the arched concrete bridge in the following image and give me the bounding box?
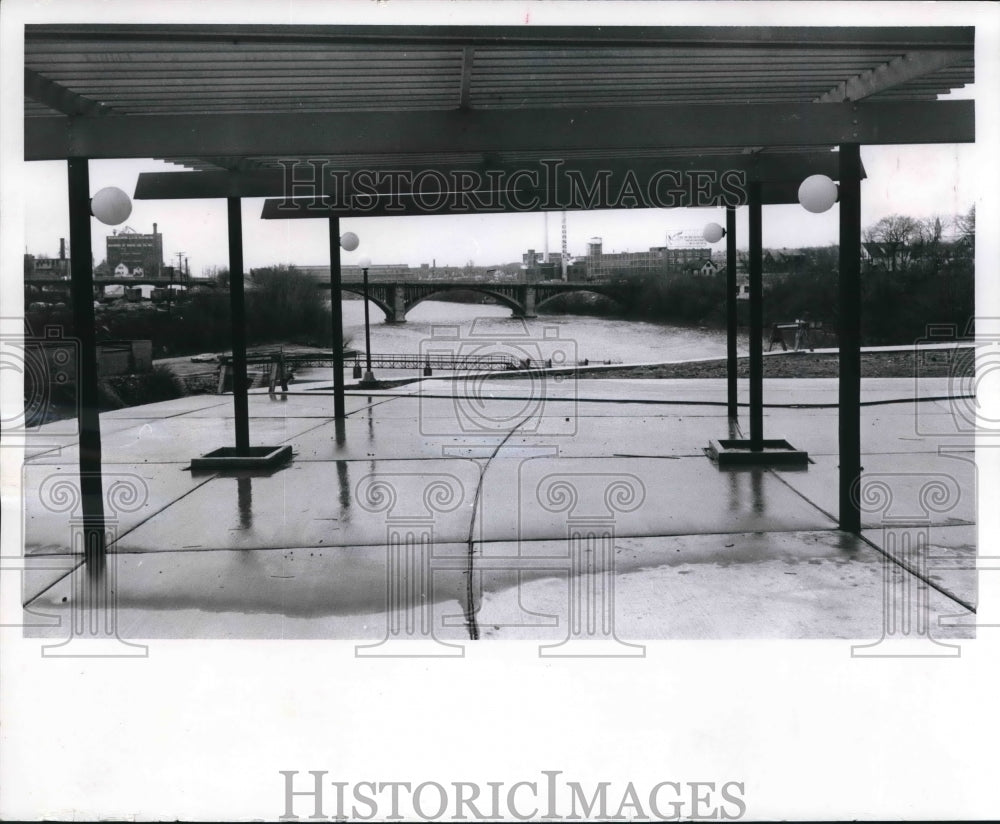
[28,277,635,321]
[337,280,630,323]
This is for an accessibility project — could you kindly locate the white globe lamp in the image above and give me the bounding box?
[90,187,132,225]
[798,175,838,214]
[702,222,726,244]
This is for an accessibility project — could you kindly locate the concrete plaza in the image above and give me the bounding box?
[19,374,976,646]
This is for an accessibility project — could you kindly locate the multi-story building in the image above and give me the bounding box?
[24,238,71,279]
[663,229,713,271]
[580,231,716,280]
[583,237,661,279]
[520,250,563,281]
[522,250,545,268]
[106,223,164,278]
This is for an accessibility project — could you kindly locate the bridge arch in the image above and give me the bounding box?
[534,285,628,313]
[405,285,525,318]
[340,284,395,322]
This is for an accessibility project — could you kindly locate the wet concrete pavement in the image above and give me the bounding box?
[19,376,977,643]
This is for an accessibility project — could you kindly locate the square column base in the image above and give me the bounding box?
[707,438,809,467]
[190,445,293,471]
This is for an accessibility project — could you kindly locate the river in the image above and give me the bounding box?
[339,299,750,365]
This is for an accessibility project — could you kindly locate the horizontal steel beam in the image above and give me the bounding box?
[25,24,974,49]
[24,67,115,117]
[27,100,973,161]
[259,187,815,219]
[134,152,857,201]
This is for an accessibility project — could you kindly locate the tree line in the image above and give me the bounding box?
[558,207,975,345]
[26,208,975,353]
[26,265,335,357]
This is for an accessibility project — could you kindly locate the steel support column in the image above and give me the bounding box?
[360,264,376,386]
[67,158,106,561]
[748,183,764,449]
[328,218,346,419]
[726,206,738,419]
[226,197,250,452]
[838,144,863,533]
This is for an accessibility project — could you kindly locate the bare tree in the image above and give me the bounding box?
[864,214,920,273]
[912,215,946,270]
[954,205,975,249]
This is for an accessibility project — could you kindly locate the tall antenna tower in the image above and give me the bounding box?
[561,211,569,281]
[543,212,549,263]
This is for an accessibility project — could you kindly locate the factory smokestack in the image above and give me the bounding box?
[59,238,65,259]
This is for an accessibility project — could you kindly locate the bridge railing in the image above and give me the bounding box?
[214,350,558,395]
[350,352,530,371]
[216,350,536,369]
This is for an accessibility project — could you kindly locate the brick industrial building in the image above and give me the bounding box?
[106,223,164,278]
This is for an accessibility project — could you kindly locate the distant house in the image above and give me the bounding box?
[682,258,718,276]
[764,249,806,273]
[862,240,915,271]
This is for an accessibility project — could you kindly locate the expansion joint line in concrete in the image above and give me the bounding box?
[854,530,976,616]
[23,472,222,611]
[728,411,975,616]
[356,392,974,410]
[20,557,85,607]
[757,446,976,617]
[462,420,530,641]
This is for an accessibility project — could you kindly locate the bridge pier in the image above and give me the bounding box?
[386,283,407,323]
[513,284,537,319]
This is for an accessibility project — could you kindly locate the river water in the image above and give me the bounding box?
[339,299,750,365]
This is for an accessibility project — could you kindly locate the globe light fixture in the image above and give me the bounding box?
[703,222,726,244]
[90,187,132,225]
[798,174,838,214]
[340,231,360,252]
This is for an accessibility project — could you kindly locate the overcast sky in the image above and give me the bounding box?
[19,138,977,276]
